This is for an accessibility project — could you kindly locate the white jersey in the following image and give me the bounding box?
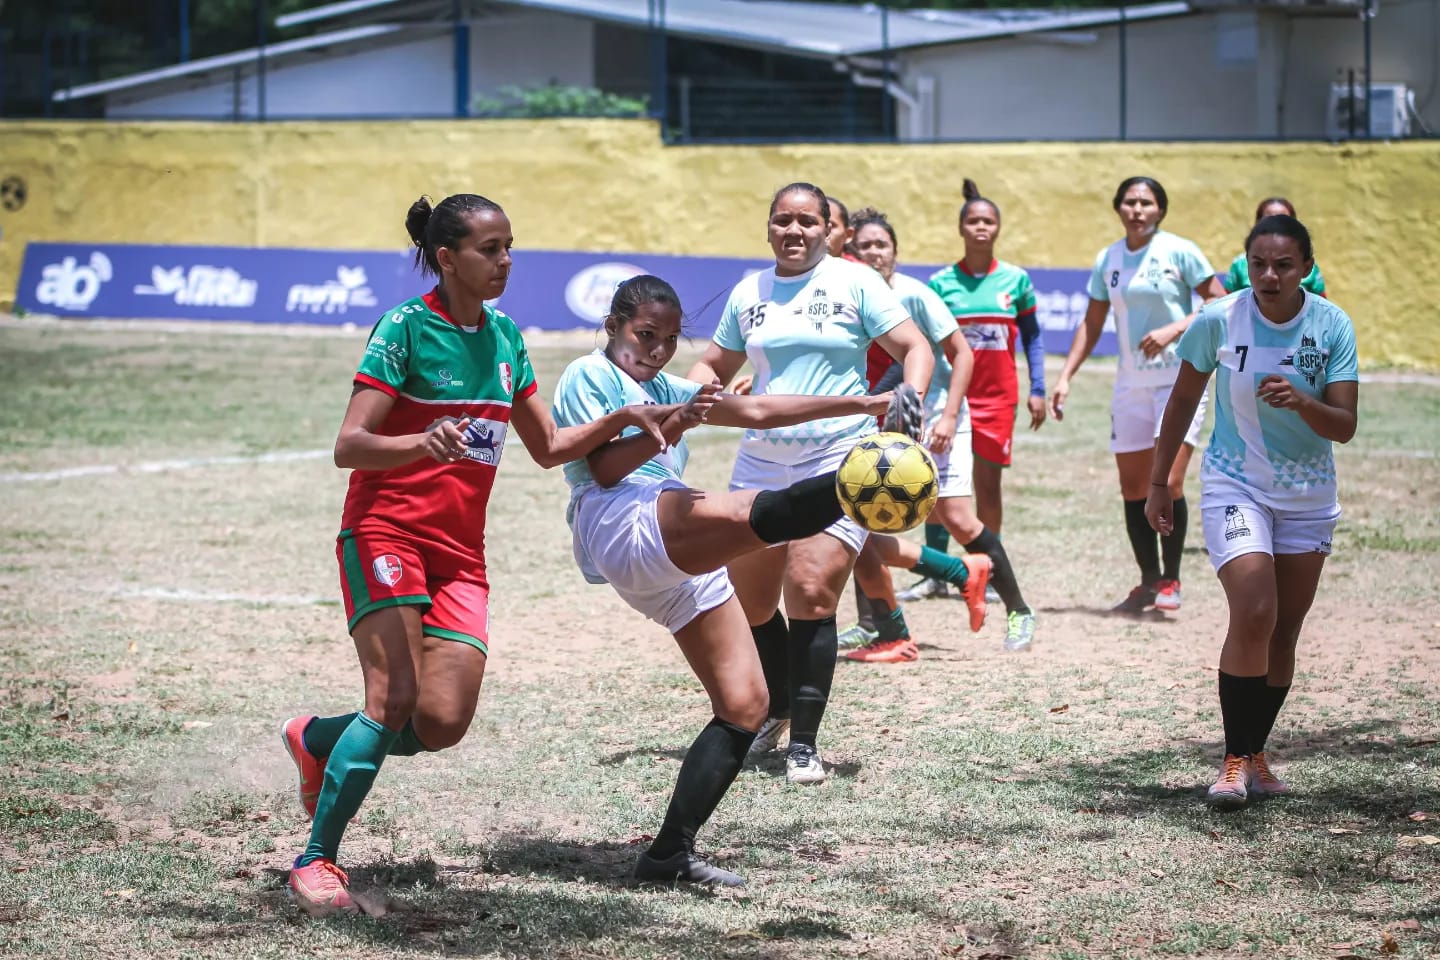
[1177,290,1359,511]
[713,255,910,465]
[890,271,962,427]
[1088,231,1214,388]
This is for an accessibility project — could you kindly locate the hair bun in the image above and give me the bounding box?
[961,178,981,202]
[405,196,434,247]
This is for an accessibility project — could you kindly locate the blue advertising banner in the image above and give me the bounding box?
[14,242,1116,355]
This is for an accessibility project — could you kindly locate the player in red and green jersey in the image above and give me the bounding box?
[280,194,674,917]
[1223,198,1327,298]
[927,179,1048,538]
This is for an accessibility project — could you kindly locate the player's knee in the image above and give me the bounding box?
[415,718,469,750]
[368,686,418,730]
[787,583,839,617]
[717,689,768,731]
[1230,593,1277,641]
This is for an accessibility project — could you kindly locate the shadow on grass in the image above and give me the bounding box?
[1033,603,1174,621]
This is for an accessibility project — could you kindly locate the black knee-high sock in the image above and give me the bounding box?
[964,528,1030,615]
[787,616,837,748]
[647,718,756,861]
[748,473,842,544]
[752,611,790,719]
[1251,683,1291,755]
[1217,670,1267,757]
[852,573,876,633]
[1124,499,1162,586]
[1161,496,1188,581]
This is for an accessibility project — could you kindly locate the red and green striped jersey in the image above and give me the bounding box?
[927,259,1036,407]
[341,289,538,571]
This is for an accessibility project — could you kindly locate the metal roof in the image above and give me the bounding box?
[56,0,1194,102]
[280,0,1194,57]
[51,23,430,102]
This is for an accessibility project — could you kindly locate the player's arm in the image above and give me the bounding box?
[335,384,460,470]
[873,318,934,398]
[511,390,679,469]
[926,332,973,455]
[687,344,748,390]
[1050,297,1109,420]
[705,389,889,430]
[1256,377,1357,443]
[1144,361,1213,534]
[584,385,722,488]
[1141,275,1227,357]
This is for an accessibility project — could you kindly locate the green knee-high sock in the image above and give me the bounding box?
[924,522,950,554]
[388,720,434,757]
[302,713,358,759]
[910,545,969,588]
[298,712,399,866]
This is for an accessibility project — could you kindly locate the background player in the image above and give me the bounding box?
[1050,176,1226,614]
[280,194,673,916]
[1145,214,1357,808]
[687,182,932,785]
[1224,197,1328,298]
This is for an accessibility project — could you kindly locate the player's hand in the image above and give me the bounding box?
[424,416,471,463]
[729,374,753,396]
[1138,322,1180,359]
[625,403,680,448]
[928,413,956,455]
[1144,484,1173,536]
[1050,379,1070,421]
[1027,395,1047,431]
[865,391,893,417]
[674,381,722,430]
[1257,375,1307,410]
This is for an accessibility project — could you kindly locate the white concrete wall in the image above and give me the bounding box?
[469,10,596,97]
[898,2,1439,141]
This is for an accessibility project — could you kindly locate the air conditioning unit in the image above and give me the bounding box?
[1327,82,1415,139]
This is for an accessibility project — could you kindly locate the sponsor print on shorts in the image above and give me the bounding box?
[373,554,404,586]
[1223,505,1252,542]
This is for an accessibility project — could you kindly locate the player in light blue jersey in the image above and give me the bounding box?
[688,182,933,786]
[1145,215,1358,810]
[554,276,894,884]
[1052,177,1227,615]
[841,207,1038,659]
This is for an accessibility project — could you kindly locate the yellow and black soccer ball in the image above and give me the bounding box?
[835,432,939,533]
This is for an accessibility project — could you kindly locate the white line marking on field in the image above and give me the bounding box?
[114,586,334,606]
[0,449,331,483]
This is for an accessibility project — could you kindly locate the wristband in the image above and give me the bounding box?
[1150,481,1168,487]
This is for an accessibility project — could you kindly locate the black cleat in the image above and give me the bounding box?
[883,382,924,442]
[634,851,746,887]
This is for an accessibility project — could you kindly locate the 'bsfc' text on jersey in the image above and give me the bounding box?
[342,290,538,576]
[713,255,910,465]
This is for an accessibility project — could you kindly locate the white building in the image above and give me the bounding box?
[50,0,1439,141]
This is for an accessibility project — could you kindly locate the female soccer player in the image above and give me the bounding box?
[1224,198,1327,297]
[929,179,1047,537]
[826,195,856,259]
[553,275,894,884]
[1050,176,1227,614]
[279,194,675,916]
[687,182,933,785]
[1145,214,1357,808]
[843,207,1035,660]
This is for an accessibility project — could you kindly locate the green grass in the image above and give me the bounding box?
[0,318,1438,958]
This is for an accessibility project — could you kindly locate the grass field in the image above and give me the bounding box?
[1,317,1437,960]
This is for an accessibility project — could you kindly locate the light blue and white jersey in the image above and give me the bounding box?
[714,255,910,465]
[552,350,701,490]
[891,271,961,426]
[1088,231,1215,387]
[1177,289,1359,511]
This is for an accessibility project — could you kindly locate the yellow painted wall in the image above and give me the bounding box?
[2,119,1437,367]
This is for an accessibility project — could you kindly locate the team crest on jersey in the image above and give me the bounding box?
[373,554,404,586]
[499,361,513,394]
[1281,335,1325,386]
[1223,505,1251,542]
[997,292,1012,310]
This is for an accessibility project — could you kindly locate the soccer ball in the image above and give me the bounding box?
[835,432,939,533]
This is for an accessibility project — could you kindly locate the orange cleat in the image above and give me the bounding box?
[289,858,358,917]
[1247,752,1291,797]
[1206,754,1250,810]
[844,637,920,663]
[1154,579,1183,612]
[959,554,993,632]
[281,716,325,820]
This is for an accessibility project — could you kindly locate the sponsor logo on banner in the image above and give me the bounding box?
[372,554,403,586]
[134,265,258,307]
[564,262,645,324]
[286,266,378,315]
[34,252,112,311]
